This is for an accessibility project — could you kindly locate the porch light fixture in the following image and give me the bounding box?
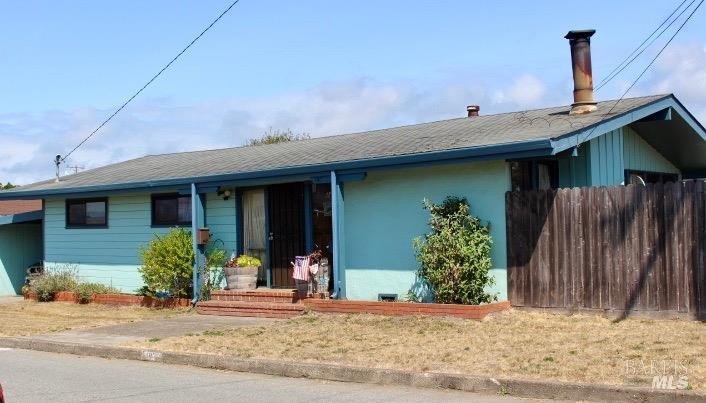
[217,189,232,200]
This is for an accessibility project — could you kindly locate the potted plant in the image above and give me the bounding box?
[224,255,261,290]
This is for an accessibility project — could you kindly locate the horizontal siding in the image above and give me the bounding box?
[623,126,680,174]
[206,192,237,258]
[45,192,177,292]
[44,191,238,292]
[43,262,144,292]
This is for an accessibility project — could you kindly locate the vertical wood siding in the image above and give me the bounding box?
[588,128,625,186]
[623,126,680,174]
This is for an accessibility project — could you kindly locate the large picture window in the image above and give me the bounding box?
[66,198,108,228]
[151,194,192,226]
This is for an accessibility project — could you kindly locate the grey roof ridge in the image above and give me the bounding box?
[139,94,670,160]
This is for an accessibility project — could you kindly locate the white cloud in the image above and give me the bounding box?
[492,74,546,107]
[0,75,553,185]
[649,43,706,122]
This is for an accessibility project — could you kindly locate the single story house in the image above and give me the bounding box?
[2,92,705,300]
[0,200,43,295]
[1,31,705,301]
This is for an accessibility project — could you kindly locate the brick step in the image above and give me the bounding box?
[196,300,305,319]
[210,289,299,303]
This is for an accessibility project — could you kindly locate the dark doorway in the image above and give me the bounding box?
[268,182,306,288]
[311,183,333,292]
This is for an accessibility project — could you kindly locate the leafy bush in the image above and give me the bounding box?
[413,196,496,305]
[139,228,195,298]
[31,265,80,302]
[75,282,120,304]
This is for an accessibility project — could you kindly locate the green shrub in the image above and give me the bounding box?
[413,196,496,305]
[139,228,195,298]
[75,282,120,304]
[30,265,79,302]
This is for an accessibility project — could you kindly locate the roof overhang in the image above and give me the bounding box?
[549,95,706,166]
[0,138,554,199]
[0,210,43,226]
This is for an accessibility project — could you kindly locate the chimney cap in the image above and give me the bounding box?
[564,29,596,40]
[466,105,480,117]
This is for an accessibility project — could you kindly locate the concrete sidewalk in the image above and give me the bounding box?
[0,296,23,304]
[26,313,274,346]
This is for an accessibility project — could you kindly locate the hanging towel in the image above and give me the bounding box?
[292,255,310,281]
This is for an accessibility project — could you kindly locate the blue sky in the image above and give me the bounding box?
[1,1,705,184]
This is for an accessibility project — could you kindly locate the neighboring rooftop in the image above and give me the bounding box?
[0,200,42,215]
[3,93,703,197]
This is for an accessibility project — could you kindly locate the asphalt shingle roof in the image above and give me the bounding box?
[6,94,668,194]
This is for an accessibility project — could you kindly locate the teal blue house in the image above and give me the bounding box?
[0,205,43,296]
[1,93,705,301]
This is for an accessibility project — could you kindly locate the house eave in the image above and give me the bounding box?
[549,95,697,154]
[0,210,44,226]
[0,138,553,199]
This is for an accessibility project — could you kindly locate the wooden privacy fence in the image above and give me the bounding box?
[506,181,706,318]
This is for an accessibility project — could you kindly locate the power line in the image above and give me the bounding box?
[576,0,704,149]
[595,0,694,91]
[60,0,241,163]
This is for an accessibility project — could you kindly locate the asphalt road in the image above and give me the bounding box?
[0,349,534,403]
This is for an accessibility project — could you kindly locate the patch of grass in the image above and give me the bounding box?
[125,310,706,391]
[148,337,161,342]
[0,300,188,336]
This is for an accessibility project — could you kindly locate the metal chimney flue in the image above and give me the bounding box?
[565,29,597,115]
[466,105,480,118]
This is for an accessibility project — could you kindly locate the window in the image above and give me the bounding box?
[151,194,192,226]
[66,198,108,227]
[624,170,679,185]
[510,160,559,191]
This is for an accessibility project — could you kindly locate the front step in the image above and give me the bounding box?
[211,289,298,303]
[197,300,305,319]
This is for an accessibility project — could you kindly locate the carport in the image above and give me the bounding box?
[0,207,43,296]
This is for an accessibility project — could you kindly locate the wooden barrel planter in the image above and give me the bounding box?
[225,266,258,290]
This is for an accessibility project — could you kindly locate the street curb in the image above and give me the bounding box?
[1,337,703,402]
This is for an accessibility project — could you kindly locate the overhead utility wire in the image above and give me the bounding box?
[60,0,241,163]
[595,0,694,91]
[576,0,704,149]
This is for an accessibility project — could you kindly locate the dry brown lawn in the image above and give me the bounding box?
[127,310,706,391]
[0,300,188,336]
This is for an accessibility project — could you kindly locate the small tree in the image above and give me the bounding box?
[0,182,15,190]
[245,128,310,146]
[413,196,495,304]
[139,228,195,298]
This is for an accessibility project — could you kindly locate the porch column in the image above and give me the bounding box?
[191,183,206,303]
[330,171,346,299]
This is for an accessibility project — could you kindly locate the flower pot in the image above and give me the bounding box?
[225,266,258,290]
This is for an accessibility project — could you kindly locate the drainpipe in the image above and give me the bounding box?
[329,170,341,299]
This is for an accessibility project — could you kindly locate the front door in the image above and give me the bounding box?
[267,182,306,288]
